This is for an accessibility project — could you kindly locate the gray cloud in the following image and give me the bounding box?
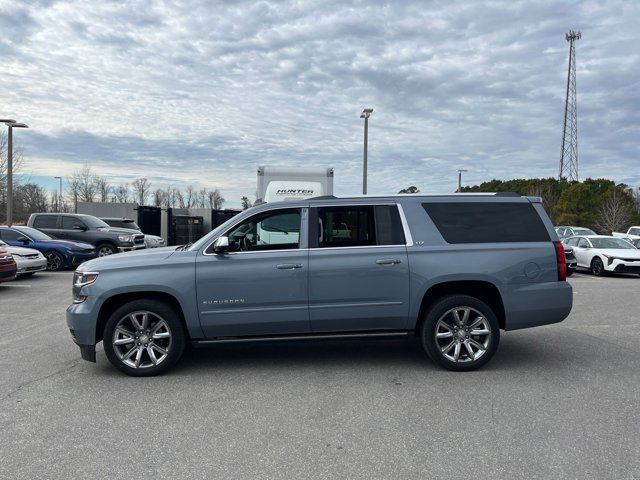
[4,0,639,205]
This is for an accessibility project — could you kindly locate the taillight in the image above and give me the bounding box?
[554,241,566,281]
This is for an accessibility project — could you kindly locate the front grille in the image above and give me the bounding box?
[614,265,640,273]
[133,235,145,245]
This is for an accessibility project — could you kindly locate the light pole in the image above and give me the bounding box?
[360,108,373,195]
[1,119,29,226]
[457,169,468,193]
[54,176,63,212]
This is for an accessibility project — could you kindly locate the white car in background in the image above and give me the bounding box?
[0,239,47,277]
[562,235,640,276]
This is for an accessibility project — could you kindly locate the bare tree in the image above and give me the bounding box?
[208,189,225,209]
[184,185,196,208]
[596,190,634,234]
[70,165,97,203]
[175,189,186,208]
[153,188,166,207]
[14,183,48,219]
[198,188,207,208]
[132,177,151,206]
[241,196,252,210]
[93,176,111,202]
[66,175,82,213]
[113,184,130,203]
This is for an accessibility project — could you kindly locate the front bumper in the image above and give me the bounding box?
[67,251,98,267]
[15,257,47,275]
[67,295,101,362]
[0,267,17,281]
[606,259,640,274]
[118,244,146,252]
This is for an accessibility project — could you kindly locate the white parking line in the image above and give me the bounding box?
[1,284,32,288]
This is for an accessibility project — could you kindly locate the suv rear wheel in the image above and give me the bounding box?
[421,295,500,371]
[103,299,186,376]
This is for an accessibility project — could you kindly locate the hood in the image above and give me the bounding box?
[35,239,94,249]
[78,246,180,271]
[596,248,640,258]
[4,245,43,256]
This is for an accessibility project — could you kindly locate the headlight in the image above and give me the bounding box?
[73,271,99,303]
[117,235,133,242]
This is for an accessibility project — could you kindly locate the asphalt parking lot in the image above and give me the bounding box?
[1,271,639,479]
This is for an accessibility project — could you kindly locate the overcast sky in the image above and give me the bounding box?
[2,0,639,206]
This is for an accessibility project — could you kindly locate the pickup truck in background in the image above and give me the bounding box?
[612,226,640,241]
[28,213,146,257]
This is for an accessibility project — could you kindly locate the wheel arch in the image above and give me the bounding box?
[414,280,506,333]
[95,291,190,345]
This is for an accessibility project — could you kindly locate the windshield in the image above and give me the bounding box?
[573,228,595,235]
[15,227,52,241]
[590,238,636,249]
[83,216,110,229]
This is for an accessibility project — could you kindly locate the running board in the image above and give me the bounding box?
[192,331,412,346]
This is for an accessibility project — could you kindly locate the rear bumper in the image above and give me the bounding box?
[502,281,573,331]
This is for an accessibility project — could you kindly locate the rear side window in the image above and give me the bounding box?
[317,206,375,248]
[422,202,550,244]
[62,216,86,230]
[1,229,23,241]
[33,215,58,229]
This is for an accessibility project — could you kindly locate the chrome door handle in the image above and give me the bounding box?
[276,263,303,270]
[375,258,401,265]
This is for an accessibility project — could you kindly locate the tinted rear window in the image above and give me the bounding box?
[33,215,58,229]
[422,202,550,243]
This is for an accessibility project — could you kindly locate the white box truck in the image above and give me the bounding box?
[254,166,334,245]
[256,166,334,203]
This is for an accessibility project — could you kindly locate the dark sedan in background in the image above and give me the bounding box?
[0,226,97,271]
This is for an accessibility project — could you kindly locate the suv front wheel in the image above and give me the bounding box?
[421,295,500,371]
[103,299,186,376]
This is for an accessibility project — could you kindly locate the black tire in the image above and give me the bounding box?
[96,243,118,257]
[103,299,186,377]
[591,257,606,277]
[45,250,65,271]
[421,295,500,372]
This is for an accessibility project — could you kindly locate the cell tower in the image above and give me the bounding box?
[559,30,581,181]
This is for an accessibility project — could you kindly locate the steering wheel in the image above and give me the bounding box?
[240,235,253,252]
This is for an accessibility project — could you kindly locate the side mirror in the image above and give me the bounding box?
[17,236,30,244]
[213,236,229,254]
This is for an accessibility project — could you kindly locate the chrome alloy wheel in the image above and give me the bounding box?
[434,307,492,363]
[98,246,114,257]
[112,311,172,369]
[45,251,63,270]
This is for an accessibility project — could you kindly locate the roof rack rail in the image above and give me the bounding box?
[493,192,521,197]
[309,195,338,200]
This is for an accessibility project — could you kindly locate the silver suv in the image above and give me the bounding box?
[67,193,572,376]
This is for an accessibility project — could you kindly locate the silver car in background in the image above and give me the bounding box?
[0,240,47,276]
